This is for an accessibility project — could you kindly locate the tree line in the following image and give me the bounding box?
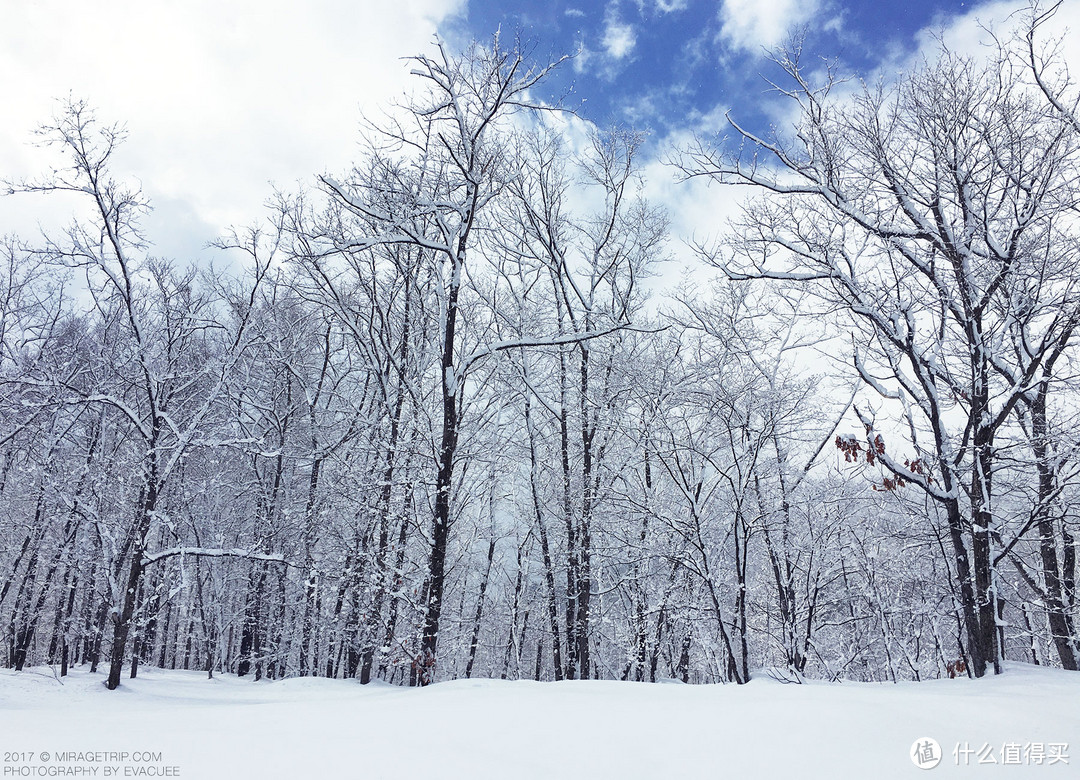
[2,8,1079,689]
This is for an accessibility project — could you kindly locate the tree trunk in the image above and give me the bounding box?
[465,534,496,678]
[418,244,465,685]
[1029,385,1080,670]
[105,512,152,689]
[522,373,564,680]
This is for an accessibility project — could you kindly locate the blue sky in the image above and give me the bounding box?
[0,0,1059,265]
[444,0,979,136]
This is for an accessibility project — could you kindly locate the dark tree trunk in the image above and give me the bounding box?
[236,561,267,679]
[106,522,150,689]
[502,539,527,679]
[676,631,692,683]
[1029,384,1080,670]
[418,239,466,685]
[576,342,594,680]
[88,599,108,673]
[464,535,496,678]
[556,336,578,680]
[522,383,564,680]
[361,268,412,685]
[969,369,999,677]
[379,486,414,680]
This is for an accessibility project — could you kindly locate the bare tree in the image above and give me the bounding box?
[10,101,269,688]
[676,31,1080,676]
[309,34,655,683]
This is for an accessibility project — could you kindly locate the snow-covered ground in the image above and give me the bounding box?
[0,664,1076,779]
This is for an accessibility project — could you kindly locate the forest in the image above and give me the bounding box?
[2,4,1079,694]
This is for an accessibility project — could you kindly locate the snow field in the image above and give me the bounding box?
[0,664,1077,779]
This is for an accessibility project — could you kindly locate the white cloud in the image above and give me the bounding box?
[917,0,1080,61]
[573,44,594,75]
[718,0,821,54]
[637,0,1080,308]
[602,16,637,60]
[0,0,464,261]
[655,0,690,13]
[852,1,1080,93]
[630,0,689,14]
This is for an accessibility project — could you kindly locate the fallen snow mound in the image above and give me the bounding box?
[1,664,1077,778]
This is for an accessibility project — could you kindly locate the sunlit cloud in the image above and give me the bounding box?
[718,0,822,54]
[602,14,637,60]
